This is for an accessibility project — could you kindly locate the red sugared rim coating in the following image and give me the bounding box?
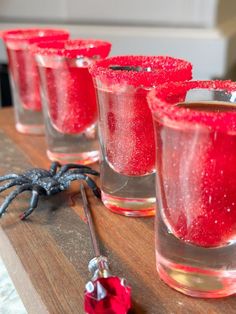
[147,80,236,131]
[89,55,192,88]
[30,39,112,59]
[2,28,70,44]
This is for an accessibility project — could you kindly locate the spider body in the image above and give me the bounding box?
[0,162,101,220]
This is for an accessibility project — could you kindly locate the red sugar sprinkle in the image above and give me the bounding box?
[2,28,69,45]
[31,39,111,59]
[89,55,192,88]
[148,80,236,132]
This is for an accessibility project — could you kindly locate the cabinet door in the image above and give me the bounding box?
[66,0,217,27]
[1,0,236,28]
[0,0,67,20]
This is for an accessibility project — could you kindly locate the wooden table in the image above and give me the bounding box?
[0,108,235,314]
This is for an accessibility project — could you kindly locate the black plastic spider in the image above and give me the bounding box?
[0,162,101,220]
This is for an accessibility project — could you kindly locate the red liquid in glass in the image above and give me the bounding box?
[155,101,236,248]
[39,65,97,134]
[7,48,41,111]
[98,88,155,176]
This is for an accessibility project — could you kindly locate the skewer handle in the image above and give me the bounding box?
[80,184,101,257]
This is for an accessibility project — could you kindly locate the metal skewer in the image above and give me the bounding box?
[81,183,131,314]
[80,183,100,257]
[80,184,111,280]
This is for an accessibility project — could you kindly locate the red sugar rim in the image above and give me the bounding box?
[31,39,112,59]
[89,55,192,88]
[147,80,236,131]
[2,28,70,44]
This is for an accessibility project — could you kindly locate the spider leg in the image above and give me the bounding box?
[0,184,32,217]
[59,174,101,199]
[55,164,99,179]
[0,174,20,182]
[49,162,61,175]
[0,178,29,193]
[59,169,100,180]
[19,187,40,220]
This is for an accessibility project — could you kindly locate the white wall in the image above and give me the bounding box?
[1,0,236,80]
[0,0,235,28]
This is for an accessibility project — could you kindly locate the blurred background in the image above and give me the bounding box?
[1,0,236,106]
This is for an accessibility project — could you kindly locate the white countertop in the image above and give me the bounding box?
[0,256,27,314]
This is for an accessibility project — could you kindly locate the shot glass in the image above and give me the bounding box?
[89,56,192,216]
[148,80,236,297]
[2,28,69,134]
[32,39,111,164]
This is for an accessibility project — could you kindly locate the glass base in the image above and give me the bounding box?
[47,149,99,165]
[100,156,156,217]
[155,207,236,298]
[102,192,155,217]
[156,253,236,298]
[16,122,44,135]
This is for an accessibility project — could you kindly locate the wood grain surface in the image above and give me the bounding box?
[0,108,236,314]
